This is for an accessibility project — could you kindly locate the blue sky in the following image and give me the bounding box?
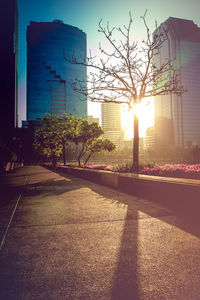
[18,0,200,125]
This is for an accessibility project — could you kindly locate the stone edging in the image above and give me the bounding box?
[54,165,200,214]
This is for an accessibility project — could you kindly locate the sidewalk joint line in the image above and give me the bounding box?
[0,175,28,252]
[10,214,174,228]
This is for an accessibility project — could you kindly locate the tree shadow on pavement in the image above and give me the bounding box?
[2,166,200,300]
[54,168,200,299]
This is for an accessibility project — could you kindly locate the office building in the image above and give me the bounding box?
[0,0,18,133]
[101,102,123,148]
[144,126,155,150]
[87,115,99,124]
[26,20,87,122]
[154,17,200,148]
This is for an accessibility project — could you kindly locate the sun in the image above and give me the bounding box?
[121,97,154,139]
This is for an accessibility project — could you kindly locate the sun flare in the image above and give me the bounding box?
[121,97,154,139]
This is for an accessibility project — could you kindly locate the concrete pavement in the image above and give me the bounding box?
[1,165,200,299]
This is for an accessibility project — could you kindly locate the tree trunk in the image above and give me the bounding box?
[77,143,85,167]
[84,152,93,165]
[78,156,81,167]
[62,141,66,165]
[133,112,139,172]
[52,155,57,171]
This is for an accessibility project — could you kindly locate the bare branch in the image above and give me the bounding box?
[64,11,185,111]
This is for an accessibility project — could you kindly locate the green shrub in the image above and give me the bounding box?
[139,161,155,170]
[115,162,132,173]
[115,161,155,173]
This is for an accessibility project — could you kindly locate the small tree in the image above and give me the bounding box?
[34,113,79,166]
[54,113,79,165]
[71,120,104,166]
[84,138,116,165]
[34,113,115,167]
[64,11,184,172]
[34,126,62,167]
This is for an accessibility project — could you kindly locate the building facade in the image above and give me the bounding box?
[144,126,155,150]
[154,17,200,148]
[101,102,123,148]
[0,0,18,133]
[87,115,99,124]
[27,20,87,122]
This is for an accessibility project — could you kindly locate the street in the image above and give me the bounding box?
[1,165,200,300]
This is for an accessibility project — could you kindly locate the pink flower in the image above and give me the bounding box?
[139,163,200,179]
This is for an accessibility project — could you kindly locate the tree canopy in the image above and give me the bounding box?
[33,116,62,165]
[84,138,116,165]
[33,114,116,166]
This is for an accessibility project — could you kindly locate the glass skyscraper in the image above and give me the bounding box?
[154,17,200,148]
[26,20,87,121]
[0,0,18,133]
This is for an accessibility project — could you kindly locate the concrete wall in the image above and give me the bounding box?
[54,165,200,216]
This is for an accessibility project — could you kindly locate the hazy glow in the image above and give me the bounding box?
[121,98,154,139]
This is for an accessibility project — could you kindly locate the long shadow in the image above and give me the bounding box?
[0,167,85,239]
[3,166,200,299]
[110,210,139,299]
[0,171,52,178]
[54,168,200,299]
[52,169,141,298]
[0,167,83,202]
[55,168,200,238]
[13,166,200,242]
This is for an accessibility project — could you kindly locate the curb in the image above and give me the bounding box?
[52,165,200,214]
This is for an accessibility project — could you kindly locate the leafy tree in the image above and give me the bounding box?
[84,138,116,165]
[34,122,62,168]
[53,113,79,165]
[64,11,184,172]
[71,120,104,166]
[34,113,79,166]
[34,113,116,167]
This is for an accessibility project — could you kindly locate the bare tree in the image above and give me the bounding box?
[64,11,184,172]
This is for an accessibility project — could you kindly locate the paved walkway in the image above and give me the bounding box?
[1,165,200,300]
